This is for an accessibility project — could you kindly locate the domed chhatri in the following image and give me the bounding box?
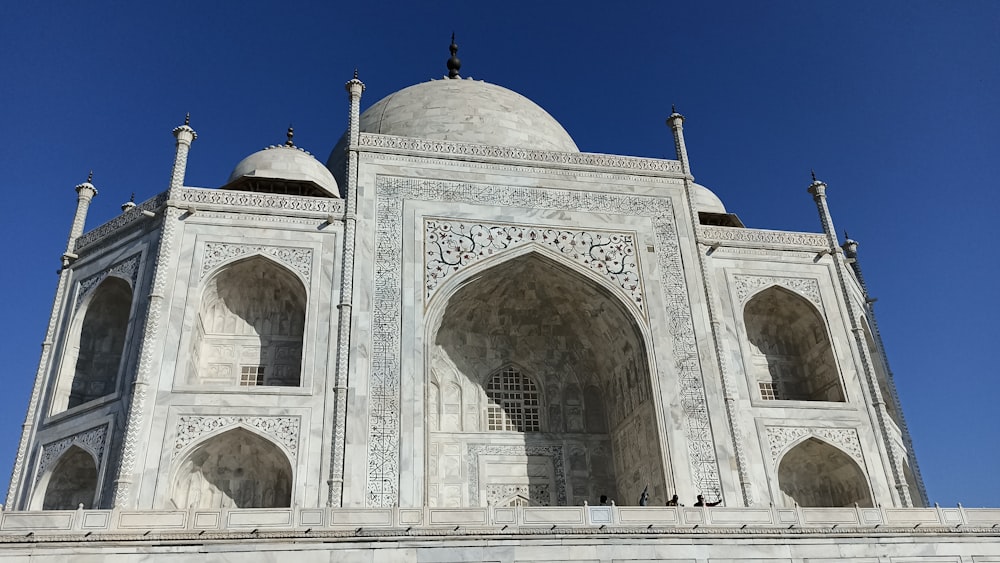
[225,128,339,198]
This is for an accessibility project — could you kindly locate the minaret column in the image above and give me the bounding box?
[169,114,197,190]
[668,107,691,177]
[64,173,98,263]
[329,70,364,507]
[808,175,913,506]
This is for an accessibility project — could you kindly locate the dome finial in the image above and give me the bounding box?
[447,32,461,79]
[87,170,93,183]
[184,112,190,126]
[811,169,817,182]
[672,104,677,114]
[286,125,294,147]
[353,67,358,80]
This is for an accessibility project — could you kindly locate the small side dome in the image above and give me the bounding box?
[224,135,339,198]
[691,183,726,213]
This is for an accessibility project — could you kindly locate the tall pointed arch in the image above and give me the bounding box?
[744,286,844,402]
[53,276,133,413]
[425,250,666,508]
[190,255,306,387]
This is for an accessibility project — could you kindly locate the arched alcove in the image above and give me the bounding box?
[744,287,844,402]
[41,446,98,510]
[171,427,292,509]
[191,256,306,387]
[861,318,901,425]
[426,252,665,507]
[53,276,133,413]
[777,437,873,507]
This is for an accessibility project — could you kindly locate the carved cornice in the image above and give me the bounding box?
[358,133,684,177]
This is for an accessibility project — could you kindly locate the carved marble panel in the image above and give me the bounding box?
[424,219,644,313]
[466,444,566,506]
[371,175,720,507]
[35,426,107,485]
[766,426,864,465]
[734,274,822,309]
[698,225,828,249]
[173,416,300,461]
[200,242,312,282]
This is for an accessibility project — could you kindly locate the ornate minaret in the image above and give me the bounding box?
[5,173,98,509]
[329,69,364,507]
[809,174,915,506]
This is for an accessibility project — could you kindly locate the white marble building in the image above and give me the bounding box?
[6,43,992,562]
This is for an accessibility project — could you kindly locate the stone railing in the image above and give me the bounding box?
[1,505,997,539]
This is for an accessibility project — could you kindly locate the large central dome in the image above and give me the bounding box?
[358,78,579,152]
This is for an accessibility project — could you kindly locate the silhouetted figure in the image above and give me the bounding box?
[665,494,681,506]
[638,484,649,506]
[599,494,609,506]
[694,494,721,507]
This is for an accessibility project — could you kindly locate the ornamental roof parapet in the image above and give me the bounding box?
[357,132,686,178]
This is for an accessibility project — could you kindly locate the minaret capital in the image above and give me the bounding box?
[75,171,98,197]
[345,69,366,96]
[667,104,685,128]
[172,113,197,142]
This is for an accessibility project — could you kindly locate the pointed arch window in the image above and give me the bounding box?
[486,366,541,432]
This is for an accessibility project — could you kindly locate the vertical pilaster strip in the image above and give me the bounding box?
[670,111,753,506]
[5,177,97,509]
[328,73,364,507]
[809,179,912,506]
[112,120,192,507]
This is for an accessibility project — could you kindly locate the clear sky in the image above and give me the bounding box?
[1,2,997,507]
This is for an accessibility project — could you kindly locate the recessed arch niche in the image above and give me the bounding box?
[426,251,666,507]
[190,256,306,387]
[744,286,844,402]
[171,427,292,509]
[776,437,873,507]
[40,445,98,510]
[53,276,133,413]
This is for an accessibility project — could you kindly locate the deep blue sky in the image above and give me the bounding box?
[1,2,997,507]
